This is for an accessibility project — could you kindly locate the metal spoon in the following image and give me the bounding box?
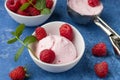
[94,16,120,56]
[67,4,120,56]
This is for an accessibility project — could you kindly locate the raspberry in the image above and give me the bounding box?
[20,0,28,4]
[28,7,40,16]
[46,0,54,9]
[17,9,30,16]
[88,0,100,7]
[20,0,36,5]
[40,49,55,63]
[6,0,21,12]
[9,66,27,80]
[59,24,73,41]
[92,42,107,57]
[35,27,47,40]
[94,61,108,78]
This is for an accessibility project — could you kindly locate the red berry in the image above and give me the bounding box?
[88,0,100,7]
[28,7,40,16]
[59,24,73,41]
[46,0,54,9]
[20,0,28,4]
[20,0,36,5]
[92,42,107,57]
[40,49,55,63]
[6,0,21,12]
[17,9,30,16]
[35,27,47,40]
[31,0,37,4]
[9,66,27,80]
[94,61,108,78]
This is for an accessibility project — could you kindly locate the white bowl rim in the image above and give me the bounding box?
[28,21,85,67]
[4,0,57,18]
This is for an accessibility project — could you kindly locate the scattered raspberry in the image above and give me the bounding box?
[92,42,107,57]
[94,61,108,78]
[28,7,40,16]
[17,9,30,16]
[35,27,47,40]
[6,0,21,12]
[40,49,55,63]
[46,0,54,9]
[20,0,36,5]
[88,0,100,7]
[9,66,27,80]
[59,24,73,41]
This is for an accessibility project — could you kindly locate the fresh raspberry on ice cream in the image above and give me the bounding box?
[40,49,55,63]
[59,24,73,41]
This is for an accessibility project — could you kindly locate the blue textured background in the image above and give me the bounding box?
[1,0,120,80]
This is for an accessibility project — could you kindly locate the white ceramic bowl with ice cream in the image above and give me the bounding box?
[28,21,85,73]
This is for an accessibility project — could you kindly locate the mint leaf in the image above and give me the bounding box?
[14,46,25,62]
[7,24,25,44]
[23,36,37,45]
[7,38,17,44]
[20,3,30,11]
[11,31,16,36]
[35,0,46,10]
[7,24,37,62]
[41,8,51,14]
[15,24,25,37]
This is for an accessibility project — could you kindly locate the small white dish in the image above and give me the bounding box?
[4,0,57,26]
[28,21,85,73]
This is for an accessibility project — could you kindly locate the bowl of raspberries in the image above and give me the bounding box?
[4,0,57,26]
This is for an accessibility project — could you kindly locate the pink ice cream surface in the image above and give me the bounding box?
[68,0,103,16]
[35,35,77,64]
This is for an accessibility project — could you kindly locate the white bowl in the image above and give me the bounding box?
[28,21,85,73]
[4,0,57,26]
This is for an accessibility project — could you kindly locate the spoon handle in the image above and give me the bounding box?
[94,15,120,56]
[94,15,118,36]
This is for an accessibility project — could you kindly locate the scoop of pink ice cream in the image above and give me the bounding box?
[68,0,103,16]
[35,35,77,64]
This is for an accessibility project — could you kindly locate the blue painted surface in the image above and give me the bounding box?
[1,0,120,80]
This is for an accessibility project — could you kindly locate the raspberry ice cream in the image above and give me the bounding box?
[35,35,77,64]
[68,0,103,16]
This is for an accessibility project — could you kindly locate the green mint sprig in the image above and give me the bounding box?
[20,0,51,15]
[41,8,51,14]
[7,24,37,61]
[20,3,30,11]
[20,0,32,11]
[35,0,46,10]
